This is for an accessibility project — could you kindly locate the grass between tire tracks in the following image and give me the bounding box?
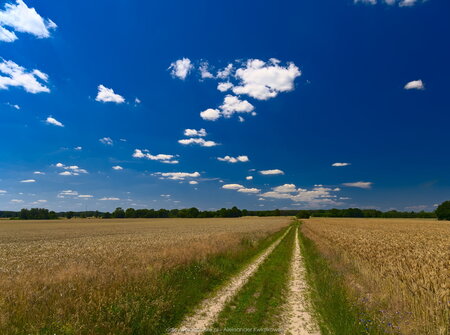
[206,222,297,335]
[297,220,386,335]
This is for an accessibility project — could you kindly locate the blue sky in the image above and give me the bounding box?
[1,0,449,212]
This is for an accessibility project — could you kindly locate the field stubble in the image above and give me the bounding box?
[301,218,450,335]
[0,217,289,334]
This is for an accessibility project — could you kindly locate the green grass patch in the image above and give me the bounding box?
[207,224,296,335]
[297,222,386,335]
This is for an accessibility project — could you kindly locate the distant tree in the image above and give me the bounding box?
[94,210,100,218]
[125,208,136,218]
[435,201,450,220]
[112,207,125,218]
[296,210,311,219]
[66,211,74,219]
[103,212,112,219]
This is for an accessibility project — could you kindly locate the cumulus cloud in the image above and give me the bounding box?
[184,128,207,137]
[57,190,78,198]
[216,64,233,79]
[199,61,214,79]
[169,58,193,80]
[272,184,297,193]
[20,179,35,183]
[11,199,23,203]
[342,181,373,189]
[332,162,350,167]
[45,116,63,127]
[0,59,49,93]
[99,197,120,201]
[200,108,221,121]
[220,95,254,117]
[0,0,57,42]
[112,165,123,170]
[74,146,82,151]
[95,85,125,103]
[189,180,198,185]
[404,79,424,90]
[237,187,260,194]
[217,82,233,92]
[246,176,253,180]
[55,163,88,175]
[261,184,340,206]
[132,149,179,164]
[222,184,244,190]
[178,138,218,147]
[153,171,201,180]
[259,169,284,175]
[217,155,249,163]
[99,137,113,146]
[33,171,45,175]
[232,59,301,100]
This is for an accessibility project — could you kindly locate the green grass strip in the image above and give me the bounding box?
[297,222,386,335]
[207,223,296,335]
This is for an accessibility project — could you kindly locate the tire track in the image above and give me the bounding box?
[170,227,292,335]
[282,227,321,335]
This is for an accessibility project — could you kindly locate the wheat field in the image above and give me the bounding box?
[301,218,450,335]
[0,217,289,334]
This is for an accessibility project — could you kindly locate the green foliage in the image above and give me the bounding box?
[17,208,58,220]
[435,201,450,220]
[112,207,125,218]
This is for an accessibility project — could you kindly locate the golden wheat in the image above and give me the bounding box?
[0,217,289,333]
[302,218,450,335]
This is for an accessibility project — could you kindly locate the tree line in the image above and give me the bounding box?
[2,201,449,220]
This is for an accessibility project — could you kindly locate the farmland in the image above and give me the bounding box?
[301,218,450,335]
[0,217,289,334]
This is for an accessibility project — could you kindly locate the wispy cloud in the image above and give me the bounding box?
[154,171,201,181]
[20,179,35,183]
[132,149,179,164]
[45,116,64,127]
[0,59,49,93]
[99,137,113,146]
[342,181,373,189]
[332,162,350,167]
[259,169,284,175]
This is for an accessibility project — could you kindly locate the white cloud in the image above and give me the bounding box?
[20,179,35,183]
[132,149,179,164]
[237,187,260,194]
[354,0,377,3]
[134,97,141,104]
[57,190,78,198]
[342,181,373,189]
[261,184,340,206]
[272,184,297,193]
[112,165,123,170]
[169,58,193,80]
[246,176,253,180]
[217,155,249,163]
[232,59,301,100]
[55,163,88,175]
[216,64,233,79]
[238,116,245,122]
[404,79,424,90]
[217,82,233,92]
[178,138,218,147]
[95,84,125,103]
[33,171,45,175]
[259,169,284,175]
[354,0,424,6]
[184,128,207,137]
[99,197,120,201]
[220,95,254,118]
[0,0,57,41]
[99,137,113,146]
[153,171,201,180]
[222,184,244,190]
[0,59,49,93]
[6,102,20,109]
[199,61,214,79]
[189,180,198,185]
[0,189,7,193]
[45,116,63,127]
[11,199,23,203]
[332,162,350,167]
[78,194,93,198]
[74,146,82,151]
[200,108,221,121]
[0,26,17,42]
